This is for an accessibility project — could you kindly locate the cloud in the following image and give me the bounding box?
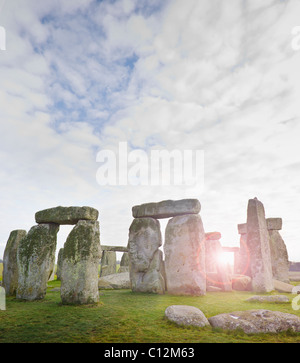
[0,0,300,263]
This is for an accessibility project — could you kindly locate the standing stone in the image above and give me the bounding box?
[100,251,116,277]
[3,230,27,296]
[60,220,101,304]
[17,224,59,300]
[235,223,251,276]
[205,232,222,273]
[268,229,290,283]
[164,214,206,296]
[246,198,274,292]
[0,287,5,310]
[56,248,64,281]
[128,217,165,294]
[118,252,129,273]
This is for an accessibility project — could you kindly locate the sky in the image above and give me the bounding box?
[1,0,300,263]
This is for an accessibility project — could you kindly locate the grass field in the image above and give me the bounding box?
[1,279,300,343]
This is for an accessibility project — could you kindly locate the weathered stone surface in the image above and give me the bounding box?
[235,233,251,276]
[98,272,130,289]
[3,230,27,296]
[56,248,64,281]
[35,206,99,225]
[273,279,300,293]
[231,274,252,291]
[266,218,282,230]
[246,198,274,292]
[132,199,201,219]
[165,305,210,327]
[128,218,165,294]
[246,295,290,303]
[60,220,101,304]
[0,287,5,310]
[269,230,290,283]
[17,224,59,301]
[118,252,129,273]
[100,251,116,277]
[101,245,128,252]
[207,285,222,292]
[209,309,300,334]
[205,232,221,240]
[237,223,247,235]
[164,214,206,296]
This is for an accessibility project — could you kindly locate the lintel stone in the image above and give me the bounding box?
[132,199,200,219]
[35,206,99,225]
[266,218,282,230]
[238,223,247,235]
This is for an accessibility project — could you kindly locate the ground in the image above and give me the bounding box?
[1,278,300,343]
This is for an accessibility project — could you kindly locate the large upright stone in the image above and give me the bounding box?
[100,251,116,277]
[246,198,274,292]
[164,214,206,296]
[60,220,101,304]
[118,252,129,273]
[128,217,165,294]
[3,230,27,296]
[35,206,99,225]
[268,229,289,283]
[235,223,251,276]
[17,224,59,300]
[132,199,201,219]
[56,248,64,281]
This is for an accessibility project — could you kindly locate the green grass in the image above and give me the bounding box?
[1,280,300,343]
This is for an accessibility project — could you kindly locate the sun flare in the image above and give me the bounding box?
[217,252,234,267]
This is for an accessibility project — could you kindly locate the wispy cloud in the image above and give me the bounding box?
[0,0,300,261]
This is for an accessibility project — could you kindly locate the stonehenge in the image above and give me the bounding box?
[236,198,290,292]
[60,220,101,304]
[128,199,206,296]
[246,198,274,292]
[17,223,59,300]
[3,206,101,304]
[1,197,295,300]
[100,251,117,277]
[2,230,27,296]
[128,217,165,294]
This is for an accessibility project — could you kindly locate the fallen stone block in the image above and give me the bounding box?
[209,309,300,334]
[165,305,210,327]
[246,295,290,303]
[98,272,131,289]
[273,279,300,293]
